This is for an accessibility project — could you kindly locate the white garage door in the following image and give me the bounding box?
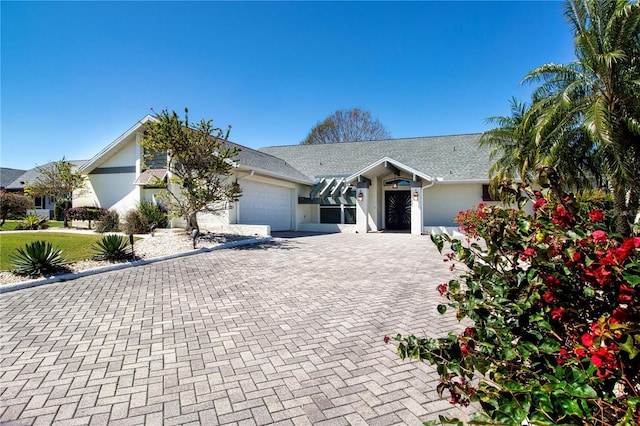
[239,181,292,231]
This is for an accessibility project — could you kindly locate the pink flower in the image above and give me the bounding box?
[591,230,607,242]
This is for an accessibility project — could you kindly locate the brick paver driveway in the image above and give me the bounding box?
[1,232,467,425]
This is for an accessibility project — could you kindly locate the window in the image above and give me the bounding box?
[34,197,43,209]
[320,205,357,224]
[482,184,499,201]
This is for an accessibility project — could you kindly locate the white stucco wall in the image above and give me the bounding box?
[423,183,486,227]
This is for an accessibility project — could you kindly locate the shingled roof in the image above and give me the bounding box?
[259,133,492,183]
[5,160,88,191]
[1,168,27,190]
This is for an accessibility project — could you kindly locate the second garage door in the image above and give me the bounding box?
[239,181,292,231]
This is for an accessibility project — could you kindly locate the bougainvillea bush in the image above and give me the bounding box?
[393,180,640,425]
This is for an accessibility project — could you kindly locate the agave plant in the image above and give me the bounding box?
[15,213,49,230]
[10,241,67,277]
[92,234,133,261]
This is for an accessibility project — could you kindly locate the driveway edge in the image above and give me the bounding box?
[0,236,272,294]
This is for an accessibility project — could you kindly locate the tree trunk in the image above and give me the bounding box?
[188,212,199,232]
[613,186,631,236]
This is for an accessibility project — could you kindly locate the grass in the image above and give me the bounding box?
[0,232,104,271]
[0,220,65,231]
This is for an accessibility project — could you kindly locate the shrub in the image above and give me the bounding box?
[393,174,640,425]
[66,207,107,228]
[15,213,49,230]
[121,201,167,234]
[94,210,120,233]
[10,240,67,276]
[122,210,147,234]
[53,199,71,221]
[92,234,132,261]
[138,200,168,229]
[0,191,33,226]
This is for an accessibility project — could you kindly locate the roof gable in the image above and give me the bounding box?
[79,115,154,174]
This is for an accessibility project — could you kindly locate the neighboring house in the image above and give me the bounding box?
[1,168,26,190]
[4,161,87,219]
[74,115,496,236]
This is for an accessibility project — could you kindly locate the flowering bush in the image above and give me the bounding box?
[393,179,640,425]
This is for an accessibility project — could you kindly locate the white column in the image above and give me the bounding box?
[356,187,369,234]
[411,185,422,235]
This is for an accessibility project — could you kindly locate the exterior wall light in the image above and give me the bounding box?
[413,190,419,201]
[357,191,364,202]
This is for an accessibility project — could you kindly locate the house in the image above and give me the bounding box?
[1,168,26,190]
[4,161,87,219]
[73,115,495,236]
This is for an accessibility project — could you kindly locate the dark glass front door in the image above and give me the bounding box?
[385,191,411,231]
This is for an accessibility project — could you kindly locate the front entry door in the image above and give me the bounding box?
[385,191,411,231]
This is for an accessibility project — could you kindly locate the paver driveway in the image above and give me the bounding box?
[1,232,468,425]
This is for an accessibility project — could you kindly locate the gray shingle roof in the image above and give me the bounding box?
[1,168,27,189]
[259,134,491,182]
[5,160,88,191]
[226,141,315,184]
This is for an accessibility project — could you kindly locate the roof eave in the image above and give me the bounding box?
[80,115,155,174]
[346,157,433,183]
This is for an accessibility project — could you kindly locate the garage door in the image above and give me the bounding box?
[239,181,292,231]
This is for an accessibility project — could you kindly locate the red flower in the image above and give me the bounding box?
[574,347,587,358]
[383,335,390,344]
[521,247,536,260]
[460,342,471,356]
[533,198,548,210]
[588,209,604,222]
[581,333,594,347]
[464,327,475,336]
[542,291,555,303]
[550,307,564,320]
[544,275,560,287]
[437,283,448,296]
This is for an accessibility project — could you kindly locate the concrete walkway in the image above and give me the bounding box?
[0,232,467,425]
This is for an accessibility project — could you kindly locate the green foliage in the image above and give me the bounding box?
[9,240,67,276]
[120,202,167,234]
[300,107,391,145]
[393,177,640,425]
[53,198,71,221]
[94,210,120,233]
[0,191,33,226]
[140,108,242,231]
[121,209,147,234]
[0,232,103,271]
[481,0,640,235]
[15,213,49,230]
[23,158,86,227]
[91,234,132,261]
[66,207,107,228]
[138,200,168,229]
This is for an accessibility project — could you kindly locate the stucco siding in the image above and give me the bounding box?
[423,183,485,227]
[88,173,139,213]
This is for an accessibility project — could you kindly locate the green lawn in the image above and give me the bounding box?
[0,220,65,231]
[0,232,103,271]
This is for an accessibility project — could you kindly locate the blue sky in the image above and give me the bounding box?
[2,1,575,170]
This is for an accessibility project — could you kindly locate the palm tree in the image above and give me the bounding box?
[523,0,640,234]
